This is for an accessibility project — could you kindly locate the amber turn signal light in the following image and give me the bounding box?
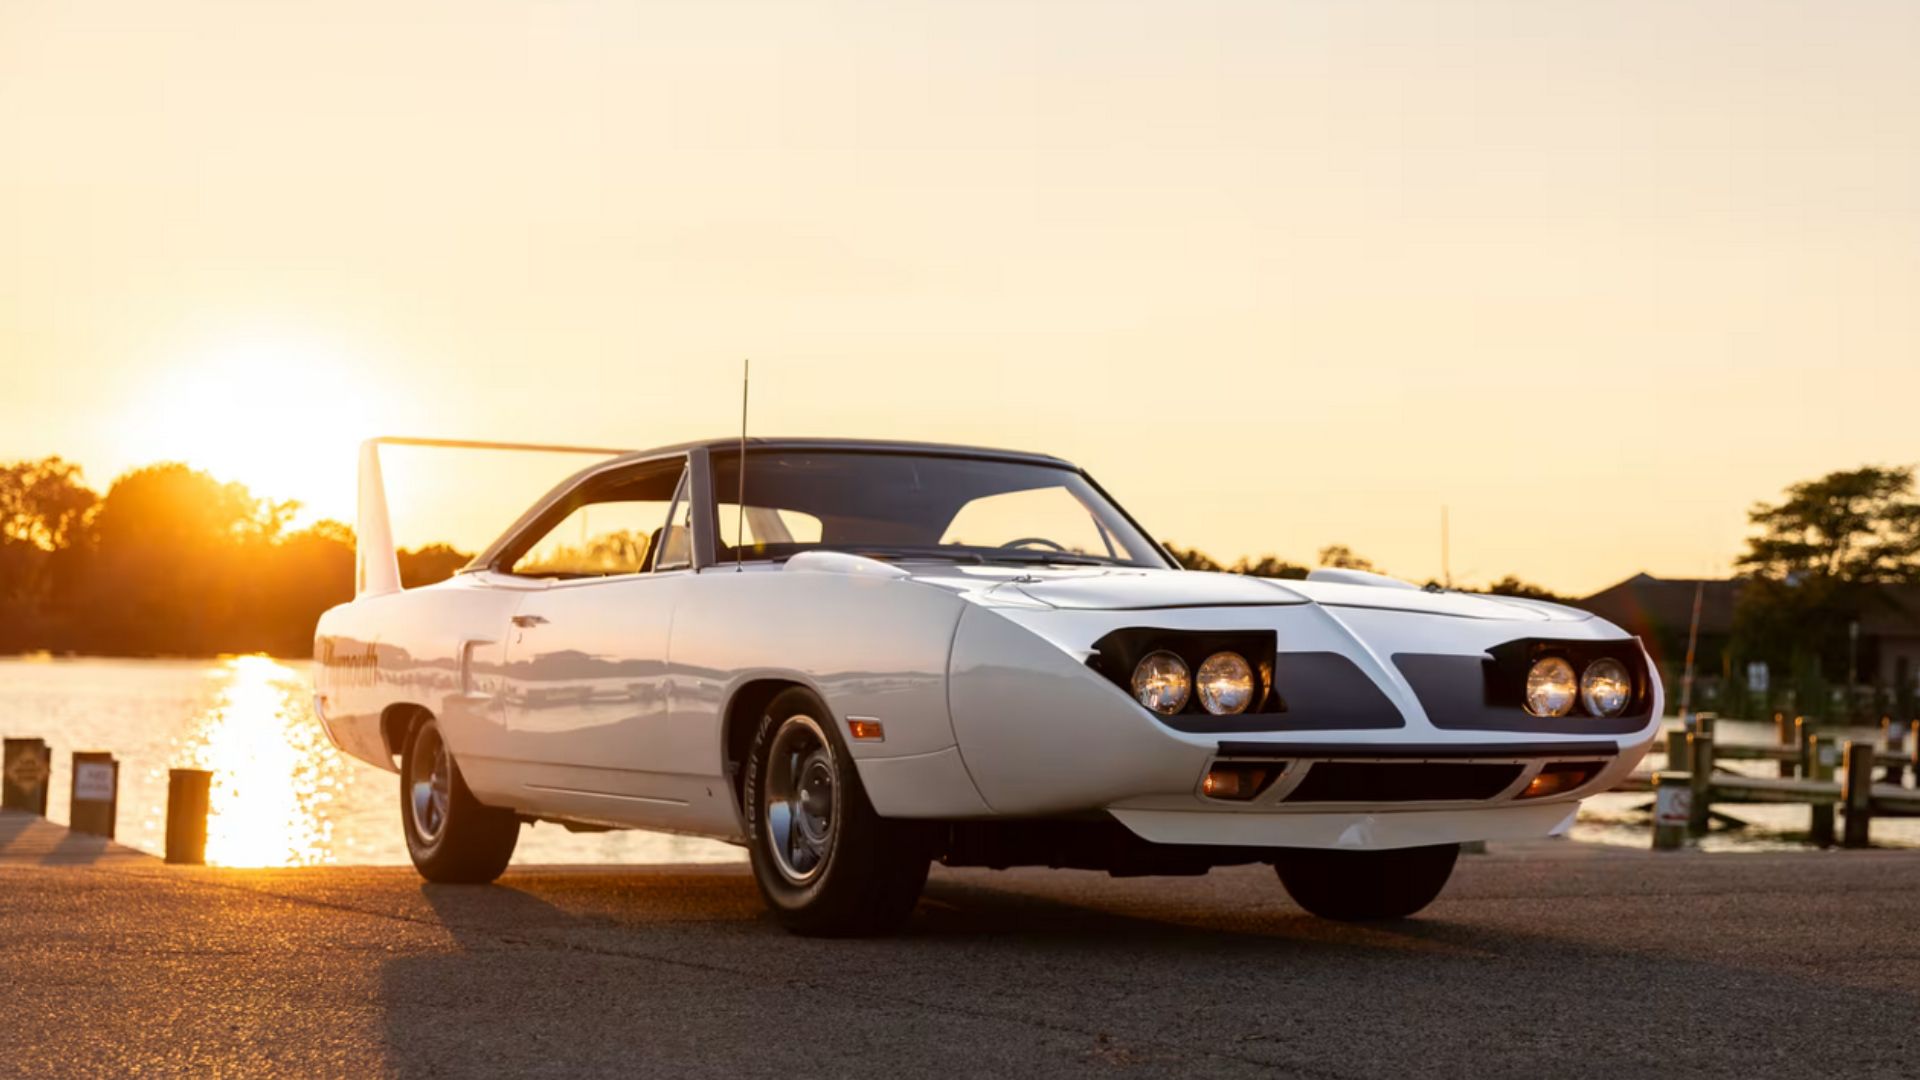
[848,718,885,741]
[1202,764,1278,802]
[1519,762,1602,800]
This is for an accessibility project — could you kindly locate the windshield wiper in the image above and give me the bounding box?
[841,546,986,565]
[978,550,1113,567]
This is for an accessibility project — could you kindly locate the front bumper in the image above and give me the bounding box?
[920,600,1661,848]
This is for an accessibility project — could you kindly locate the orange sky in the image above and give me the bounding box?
[3,1,1918,596]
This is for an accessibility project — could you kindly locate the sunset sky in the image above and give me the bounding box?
[3,1,1917,595]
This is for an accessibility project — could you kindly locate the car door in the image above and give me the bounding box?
[494,457,705,827]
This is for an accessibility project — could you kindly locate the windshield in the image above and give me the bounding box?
[708,450,1171,568]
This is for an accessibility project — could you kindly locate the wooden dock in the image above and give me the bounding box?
[1616,715,1920,848]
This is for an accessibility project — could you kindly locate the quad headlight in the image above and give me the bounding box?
[1524,657,1579,718]
[1196,652,1256,716]
[1132,651,1191,715]
[1580,658,1633,718]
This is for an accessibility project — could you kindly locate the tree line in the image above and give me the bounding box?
[1161,540,1563,602]
[1720,465,1920,718]
[0,458,466,657]
[9,453,1907,678]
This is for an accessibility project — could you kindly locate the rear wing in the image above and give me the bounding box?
[356,437,635,598]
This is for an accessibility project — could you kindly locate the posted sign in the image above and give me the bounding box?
[2,738,53,815]
[74,762,116,802]
[1655,784,1692,828]
[68,752,118,839]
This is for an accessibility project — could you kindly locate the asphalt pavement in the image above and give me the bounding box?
[3,813,1918,1079]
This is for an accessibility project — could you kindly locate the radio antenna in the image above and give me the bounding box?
[736,359,749,572]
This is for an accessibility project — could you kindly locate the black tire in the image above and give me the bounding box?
[400,714,520,884]
[744,688,930,936]
[1273,843,1460,921]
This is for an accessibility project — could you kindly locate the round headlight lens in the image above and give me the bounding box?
[1525,657,1578,718]
[1132,651,1191,715]
[1196,652,1256,716]
[1581,658,1633,718]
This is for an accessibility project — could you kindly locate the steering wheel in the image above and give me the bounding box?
[999,537,1069,552]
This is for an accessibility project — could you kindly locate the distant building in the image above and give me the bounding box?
[1574,573,1920,695]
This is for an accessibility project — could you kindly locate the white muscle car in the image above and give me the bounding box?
[314,437,1661,935]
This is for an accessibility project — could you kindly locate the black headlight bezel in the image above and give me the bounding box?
[1087,628,1283,718]
[1486,639,1653,720]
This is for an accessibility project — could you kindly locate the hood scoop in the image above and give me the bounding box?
[1306,568,1420,591]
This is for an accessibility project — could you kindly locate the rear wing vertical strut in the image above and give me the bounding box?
[355,437,636,599]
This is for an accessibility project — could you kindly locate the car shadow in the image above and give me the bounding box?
[372,864,1920,1079]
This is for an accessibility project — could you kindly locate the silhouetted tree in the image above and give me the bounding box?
[1732,465,1920,703]
[1317,544,1377,572]
[399,543,472,588]
[1162,541,1224,572]
[0,458,99,625]
[1481,576,1563,602]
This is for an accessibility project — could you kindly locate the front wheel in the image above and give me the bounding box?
[1273,844,1459,921]
[400,715,521,884]
[744,688,930,936]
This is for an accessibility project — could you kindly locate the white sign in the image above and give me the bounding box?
[1655,785,1692,827]
[1746,662,1770,694]
[73,762,115,803]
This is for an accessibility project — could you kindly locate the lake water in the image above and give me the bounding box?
[0,656,740,867]
[2,656,1912,866]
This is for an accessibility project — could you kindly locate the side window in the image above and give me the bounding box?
[509,462,689,578]
[653,471,695,572]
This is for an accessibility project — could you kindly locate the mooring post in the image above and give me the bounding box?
[1774,712,1794,778]
[2,737,53,816]
[165,768,212,865]
[1687,732,1713,836]
[1885,718,1908,788]
[1794,716,1810,779]
[1909,720,1920,781]
[67,752,118,839]
[1665,729,1688,773]
[1807,734,1836,848]
[1653,771,1690,850]
[1842,740,1874,849]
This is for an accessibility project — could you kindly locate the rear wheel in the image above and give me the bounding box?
[400,715,520,884]
[744,688,930,936]
[1273,844,1459,921]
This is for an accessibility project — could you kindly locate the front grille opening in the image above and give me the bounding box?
[1284,762,1525,804]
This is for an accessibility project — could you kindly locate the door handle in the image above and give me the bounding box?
[511,614,549,628]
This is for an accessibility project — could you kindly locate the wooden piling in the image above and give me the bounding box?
[1774,713,1794,778]
[165,768,212,865]
[1687,732,1713,836]
[1794,717,1810,778]
[1653,771,1690,850]
[67,752,118,839]
[2,737,53,816]
[1885,718,1908,787]
[1807,734,1837,848]
[1842,741,1874,849]
[1666,729,1688,772]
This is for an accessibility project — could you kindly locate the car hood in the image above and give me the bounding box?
[898,564,1591,622]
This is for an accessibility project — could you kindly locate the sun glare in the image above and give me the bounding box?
[181,656,353,868]
[124,335,386,525]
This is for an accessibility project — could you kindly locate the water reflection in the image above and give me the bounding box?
[177,655,354,867]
